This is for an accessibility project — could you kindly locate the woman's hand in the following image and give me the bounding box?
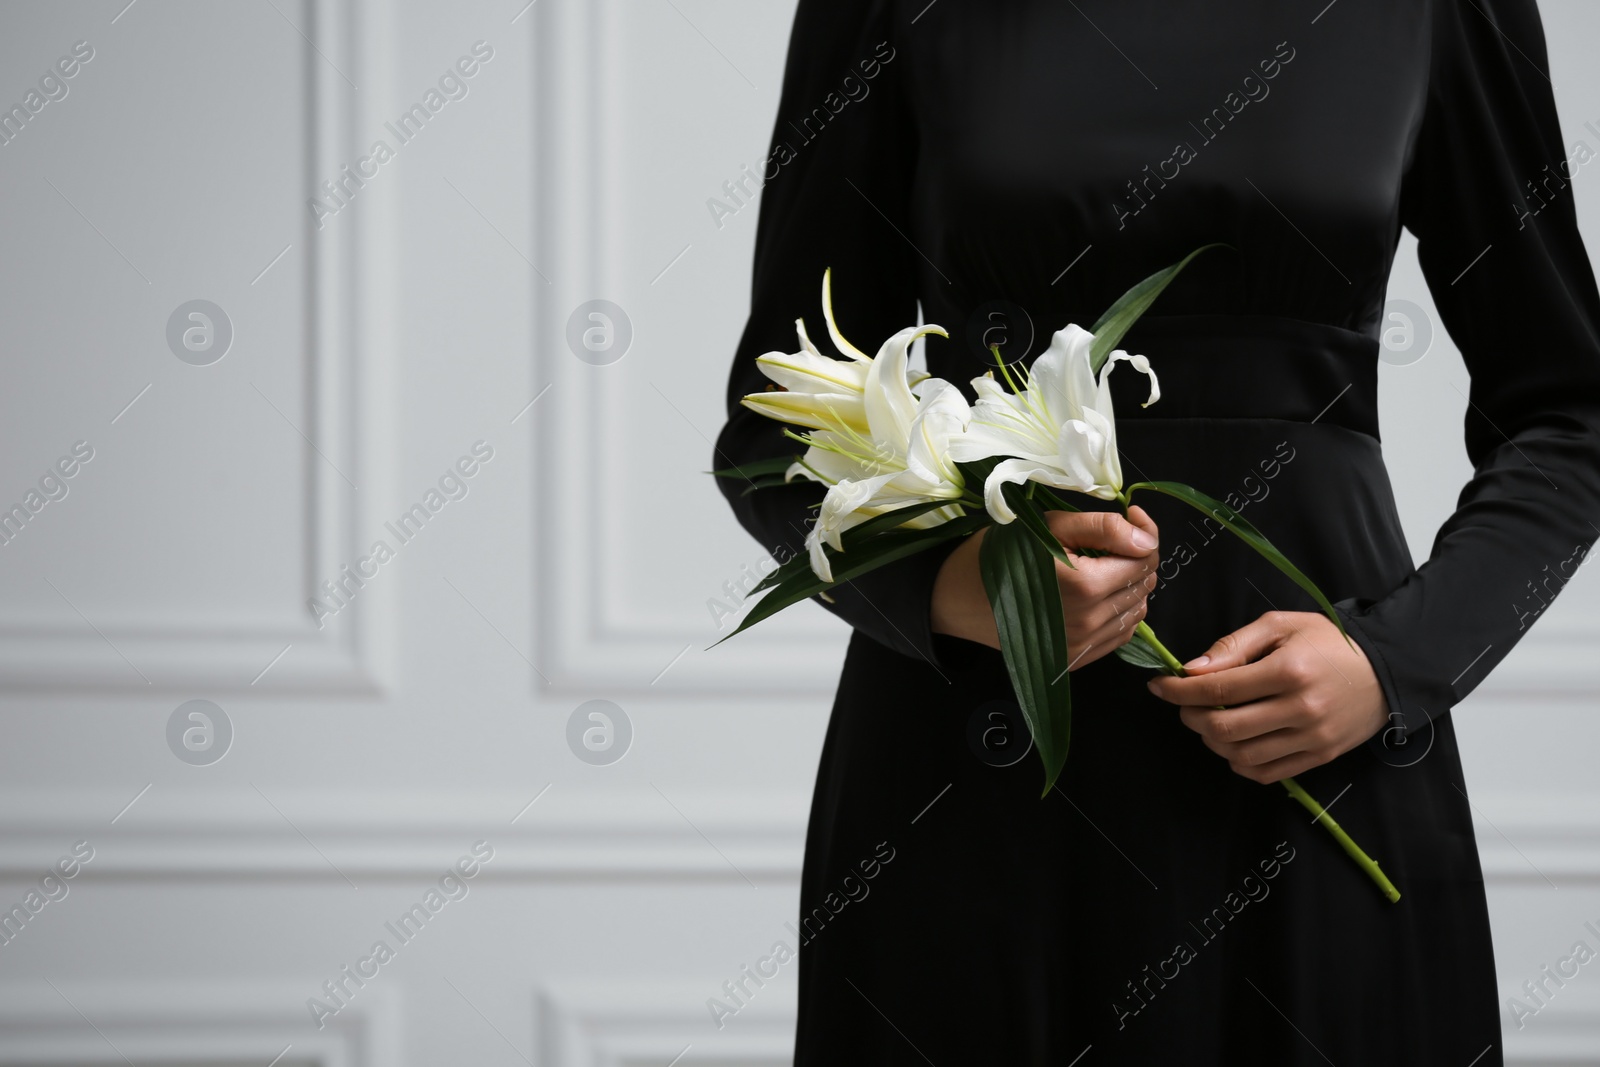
[930,506,1160,670]
[1146,611,1387,783]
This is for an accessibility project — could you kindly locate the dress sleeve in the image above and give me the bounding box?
[713,0,963,666]
[1336,0,1600,736]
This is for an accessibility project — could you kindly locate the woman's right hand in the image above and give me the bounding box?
[929,506,1161,669]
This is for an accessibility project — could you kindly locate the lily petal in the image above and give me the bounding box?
[981,459,1074,523]
[821,268,870,361]
[805,524,833,582]
[864,324,948,450]
[740,391,866,435]
[1101,349,1161,408]
[795,316,823,358]
[1026,325,1093,426]
[754,348,870,395]
[904,379,971,488]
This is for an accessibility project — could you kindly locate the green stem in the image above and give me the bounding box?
[1136,622,1402,904]
[1280,777,1402,904]
[1134,621,1186,673]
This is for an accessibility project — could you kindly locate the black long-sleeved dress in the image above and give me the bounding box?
[713,1,1600,1063]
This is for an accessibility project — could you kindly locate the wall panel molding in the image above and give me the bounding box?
[0,980,399,1066]
[0,0,394,697]
[0,786,808,882]
[0,787,1592,886]
[529,0,848,698]
[537,980,794,1067]
[1501,980,1600,1066]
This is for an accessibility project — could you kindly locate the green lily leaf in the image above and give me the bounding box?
[1114,630,1171,671]
[745,550,813,599]
[747,498,971,598]
[709,455,800,481]
[1003,484,1076,570]
[737,475,792,496]
[713,513,988,647]
[838,499,967,542]
[1035,487,1083,513]
[979,517,1072,798]
[1088,243,1229,373]
[1124,480,1349,641]
[954,456,1002,493]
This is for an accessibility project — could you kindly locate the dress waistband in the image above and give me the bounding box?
[1107,314,1379,439]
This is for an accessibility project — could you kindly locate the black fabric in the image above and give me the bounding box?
[712,1,1600,1063]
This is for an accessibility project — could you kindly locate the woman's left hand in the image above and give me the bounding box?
[1144,610,1388,784]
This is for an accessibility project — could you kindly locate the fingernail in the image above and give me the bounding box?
[1145,678,1158,692]
[1183,655,1210,669]
[1130,529,1157,551]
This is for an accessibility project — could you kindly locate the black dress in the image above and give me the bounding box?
[713,1,1600,1063]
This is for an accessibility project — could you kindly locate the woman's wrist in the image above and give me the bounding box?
[929,530,997,646]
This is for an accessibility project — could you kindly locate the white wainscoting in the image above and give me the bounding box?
[530,0,846,699]
[0,0,394,697]
[1,1,1599,1065]
[0,981,400,1066]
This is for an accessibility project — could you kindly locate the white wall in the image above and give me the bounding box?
[0,1,1594,1063]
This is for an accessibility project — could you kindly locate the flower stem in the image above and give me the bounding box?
[1279,777,1402,903]
[1136,622,1401,904]
[1134,621,1186,673]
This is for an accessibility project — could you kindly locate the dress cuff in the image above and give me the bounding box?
[1332,596,1430,739]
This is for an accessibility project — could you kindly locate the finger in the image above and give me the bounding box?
[1090,571,1156,630]
[1080,594,1148,653]
[1223,726,1309,769]
[1044,509,1158,558]
[1061,552,1158,600]
[1178,709,1324,784]
[1065,574,1152,651]
[1179,610,1298,674]
[1148,654,1296,708]
[1176,698,1298,746]
[1125,504,1158,545]
[1229,749,1326,786]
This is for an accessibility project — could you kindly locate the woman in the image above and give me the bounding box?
[713,1,1600,1062]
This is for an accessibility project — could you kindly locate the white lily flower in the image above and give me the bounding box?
[741,269,928,436]
[948,323,1159,523]
[735,268,972,582]
[736,269,969,581]
[790,323,971,581]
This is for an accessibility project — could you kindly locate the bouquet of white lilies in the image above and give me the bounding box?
[715,248,1400,903]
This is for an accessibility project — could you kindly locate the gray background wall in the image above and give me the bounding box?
[0,1,1595,1063]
